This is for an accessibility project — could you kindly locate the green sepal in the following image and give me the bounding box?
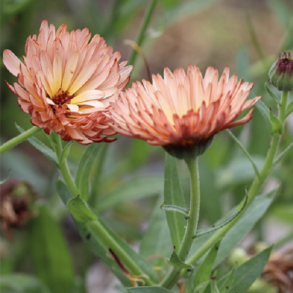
[67,196,97,223]
[166,250,193,269]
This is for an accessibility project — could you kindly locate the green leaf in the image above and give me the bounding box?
[58,180,159,284]
[273,141,293,166]
[223,247,272,293]
[219,267,235,293]
[161,203,190,217]
[266,0,292,28]
[194,190,248,238]
[0,170,10,185]
[227,130,260,179]
[67,196,98,223]
[192,240,221,292]
[0,273,51,293]
[286,100,293,118]
[60,141,73,163]
[75,143,103,201]
[29,206,75,293]
[96,175,163,212]
[127,287,173,293]
[167,250,193,269]
[214,188,279,267]
[140,195,172,260]
[164,154,186,252]
[265,82,281,104]
[15,123,58,166]
[56,179,132,287]
[211,279,220,293]
[255,100,273,131]
[269,110,283,135]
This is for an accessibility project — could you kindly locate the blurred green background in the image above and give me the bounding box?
[1,0,293,292]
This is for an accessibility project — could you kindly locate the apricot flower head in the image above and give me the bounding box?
[3,20,132,144]
[110,65,261,159]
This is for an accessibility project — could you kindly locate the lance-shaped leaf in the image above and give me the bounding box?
[15,123,58,166]
[226,130,260,180]
[273,141,293,166]
[255,99,273,131]
[56,179,131,287]
[265,82,281,104]
[75,143,103,201]
[164,154,186,252]
[60,141,73,163]
[219,267,235,293]
[218,246,272,293]
[193,190,248,239]
[161,203,190,217]
[269,110,283,135]
[167,250,193,269]
[191,240,221,293]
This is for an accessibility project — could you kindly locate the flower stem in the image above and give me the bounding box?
[53,136,155,285]
[160,157,200,288]
[0,126,41,155]
[160,92,289,288]
[128,0,158,67]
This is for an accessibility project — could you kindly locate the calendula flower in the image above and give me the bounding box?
[110,66,261,159]
[3,20,132,144]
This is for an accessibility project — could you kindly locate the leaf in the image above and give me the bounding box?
[0,273,51,293]
[167,250,193,269]
[15,123,58,166]
[67,196,98,223]
[266,0,292,28]
[127,287,173,293]
[273,141,293,166]
[57,180,159,284]
[255,100,273,131]
[193,191,248,238]
[164,154,186,252]
[286,100,293,118]
[211,279,220,293]
[140,195,172,261]
[192,240,221,292]
[0,170,10,185]
[219,267,235,293]
[96,175,163,212]
[222,246,272,293]
[214,187,279,267]
[161,203,190,217]
[265,82,281,104]
[60,141,73,163]
[75,143,103,201]
[226,129,260,180]
[269,110,283,135]
[29,206,75,293]
[56,179,132,287]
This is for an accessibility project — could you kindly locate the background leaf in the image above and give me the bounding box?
[127,287,173,293]
[29,206,75,293]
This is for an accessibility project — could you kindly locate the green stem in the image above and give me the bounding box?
[54,135,80,197]
[160,92,289,288]
[0,126,41,155]
[160,157,200,288]
[52,136,155,285]
[128,0,158,66]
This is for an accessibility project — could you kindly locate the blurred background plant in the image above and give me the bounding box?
[0,0,293,292]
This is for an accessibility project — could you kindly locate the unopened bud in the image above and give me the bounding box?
[269,52,293,91]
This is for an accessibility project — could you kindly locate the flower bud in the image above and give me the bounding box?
[269,52,293,91]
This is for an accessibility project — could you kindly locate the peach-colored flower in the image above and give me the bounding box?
[110,66,261,157]
[3,20,132,144]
